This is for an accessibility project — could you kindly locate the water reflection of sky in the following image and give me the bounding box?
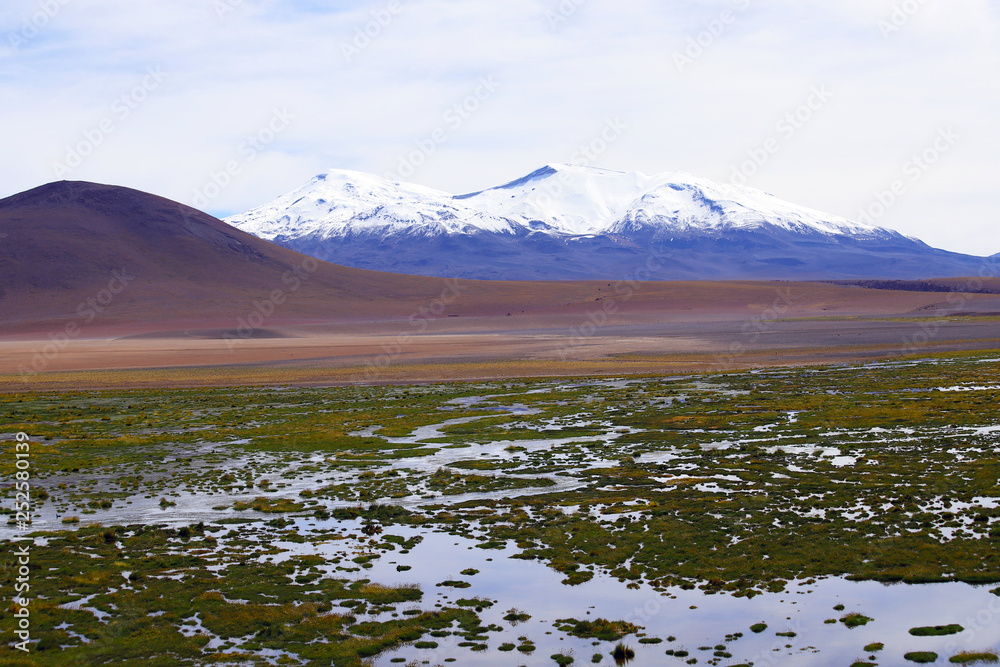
[274,519,1000,667]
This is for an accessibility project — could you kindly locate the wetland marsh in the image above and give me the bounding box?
[3,354,1000,665]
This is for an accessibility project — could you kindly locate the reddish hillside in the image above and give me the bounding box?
[0,181,482,332]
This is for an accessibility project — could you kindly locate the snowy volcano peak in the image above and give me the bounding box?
[223,164,973,281]
[456,163,671,235]
[231,168,519,241]
[613,174,890,238]
[229,164,891,242]
[451,163,886,238]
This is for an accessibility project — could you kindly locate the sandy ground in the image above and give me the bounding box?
[2,309,999,391]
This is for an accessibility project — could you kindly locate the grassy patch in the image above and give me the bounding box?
[841,613,874,628]
[950,652,999,664]
[556,618,640,641]
[910,625,964,636]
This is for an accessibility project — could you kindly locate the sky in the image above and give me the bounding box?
[1,0,998,255]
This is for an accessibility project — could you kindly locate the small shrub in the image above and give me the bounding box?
[504,608,532,623]
[612,642,635,661]
[558,618,638,641]
[841,613,873,628]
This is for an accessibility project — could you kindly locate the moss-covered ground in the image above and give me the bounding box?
[2,353,1000,663]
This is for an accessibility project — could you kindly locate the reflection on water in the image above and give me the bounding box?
[8,368,1000,666]
[284,518,1000,667]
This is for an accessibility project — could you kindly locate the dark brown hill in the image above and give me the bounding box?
[0,181,474,332]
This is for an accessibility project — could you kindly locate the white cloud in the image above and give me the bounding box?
[0,0,997,255]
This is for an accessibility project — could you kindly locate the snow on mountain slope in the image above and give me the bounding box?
[231,169,521,241]
[614,179,893,238]
[224,164,979,281]
[461,163,888,238]
[455,164,664,234]
[229,164,893,242]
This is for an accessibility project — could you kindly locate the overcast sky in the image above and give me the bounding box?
[2,0,997,255]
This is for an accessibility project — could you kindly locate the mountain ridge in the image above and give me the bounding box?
[226,164,982,281]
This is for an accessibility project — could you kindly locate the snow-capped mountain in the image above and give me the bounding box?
[233,169,521,239]
[226,164,986,281]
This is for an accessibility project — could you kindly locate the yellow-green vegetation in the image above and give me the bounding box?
[555,618,640,641]
[503,608,531,623]
[232,497,306,513]
[841,613,874,628]
[425,467,556,495]
[4,354,1000,663]
[612,641,635,661]
[950,651,1000,664]
[910,624,965,636]
[0,522,471,665]
[906,652,940,663]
